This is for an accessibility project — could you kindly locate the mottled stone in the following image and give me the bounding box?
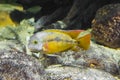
[55,41,120,75]
[92,4,120,48]
[45,65,116,80]
[0,49,46,80]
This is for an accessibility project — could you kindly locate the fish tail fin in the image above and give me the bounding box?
[76,32,91,50]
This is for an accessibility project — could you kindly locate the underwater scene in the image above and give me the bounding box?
[0,0,120,80]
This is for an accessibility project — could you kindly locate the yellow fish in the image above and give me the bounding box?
[0,11,17,27]
[28,29,91,54]
[0,4,23,27]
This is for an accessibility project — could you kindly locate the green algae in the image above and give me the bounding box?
[0,18,35,53]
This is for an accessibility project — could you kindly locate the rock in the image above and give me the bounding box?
[45,65,116,80]
[91,4,120,48]
[0,48,46,80]
[55,41,120,75]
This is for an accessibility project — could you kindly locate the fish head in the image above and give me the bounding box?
[28,32,47,52]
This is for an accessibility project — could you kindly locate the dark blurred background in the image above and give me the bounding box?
[1,0,120,30]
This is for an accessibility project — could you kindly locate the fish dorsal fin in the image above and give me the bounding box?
[43,29,83,39]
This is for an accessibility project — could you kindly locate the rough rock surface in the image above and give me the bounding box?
[45,65,116,80]
[54,41,120,75]
[0,44,46,80]
[92,4,120,48]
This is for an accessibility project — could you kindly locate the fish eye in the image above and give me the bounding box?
[32,40,38,44]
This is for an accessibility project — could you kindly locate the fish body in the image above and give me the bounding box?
[28,29,91,54]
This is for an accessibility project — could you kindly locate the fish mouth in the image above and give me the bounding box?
[28,45,42,53]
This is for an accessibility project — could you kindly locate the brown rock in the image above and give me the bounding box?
[92,4,120,48]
